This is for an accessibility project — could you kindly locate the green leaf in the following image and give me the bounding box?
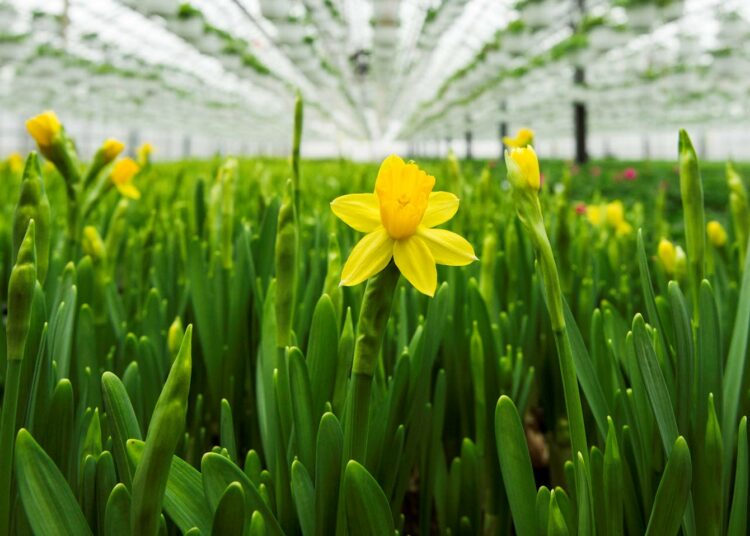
[495,396,537,536]
[104,483,131,536]
[101,371,141,489]
[14,428,92,536]
[130,325,193,536]
[201,452,284,536]
[667,281,693,436]
[291,460,315,536]
[306,294,338,416]
[603,418,623,536]
[695,393,723,535]
[127,439,212,535]
[289,347,316,474]
[728,417,748,536]
[220,398,238,462]
[722,234,750,491]
[697,281,722,431]
[343,460,395,536]
[212,482,246,536]
[548,490,570,536]
[314,412,342,536]
[645,436,692,536]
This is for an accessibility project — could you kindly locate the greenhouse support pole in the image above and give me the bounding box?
[465,130,473,160]
[499,121,508,152]
[573,66,588,164]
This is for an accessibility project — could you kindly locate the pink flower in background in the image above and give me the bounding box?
[540,173,545,187]
[575,202,587,215]
[623,167,637,180]
[488,160,497,168]
[591,166,602,177]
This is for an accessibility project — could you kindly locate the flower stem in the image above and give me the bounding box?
[0,360,22,535]
[343,262,400,463]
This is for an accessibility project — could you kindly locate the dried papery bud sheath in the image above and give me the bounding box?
[6,220,37,362]
[12,152,50,283]
[678,129,705,313]
[275,179,297,347]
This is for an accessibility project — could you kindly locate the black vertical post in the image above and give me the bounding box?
[573,67,588,164]
[499,100,508,155]
[573,0,588,164]
[465,130,472,160]
[182,135,192,158]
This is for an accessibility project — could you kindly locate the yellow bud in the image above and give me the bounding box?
[505,146,540,191]
[658,239,677,274]
[503,127,535,148]
[82,226,106,263]
[616,221,633,237]
[706,220,727,247]
[25,111,61,152]
[605,201,625,228]
[101,138,125,163]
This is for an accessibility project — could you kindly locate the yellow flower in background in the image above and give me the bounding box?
[616,221,633,236]
[102,138,125,163]
[111,158,141,200]
[331,154,476,296]
[586,205,602,226]
[7,152,23,174]
[503,127,535,148]
[605,201,625,228]
[505,146,540,191]
[137,142,154,166]
[43,160,55,174]
[25,111,61,157]
[707,220,727,247]
[658,239,677,274]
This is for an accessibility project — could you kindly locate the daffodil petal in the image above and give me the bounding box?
[393,236,437,297]
[330,193,381,232]
[421,192,459,228]
[417,227,477,266]
[117,182,141,200]
[340,228,393,286]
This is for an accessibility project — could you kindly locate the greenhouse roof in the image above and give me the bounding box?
[0,0,748,153]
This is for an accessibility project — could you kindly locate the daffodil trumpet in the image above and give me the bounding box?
[505,146,589,466]
[332,154,476,462]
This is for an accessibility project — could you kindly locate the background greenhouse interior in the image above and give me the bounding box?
[1,0,750,535]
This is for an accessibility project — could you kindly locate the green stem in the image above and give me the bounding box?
[553,327,589,466]
[0,360,22,535]
[343,263,400,464]
[344,372,373,463]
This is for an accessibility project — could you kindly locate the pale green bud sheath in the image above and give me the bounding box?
[727,163,749,267]
[505,147,588,466]
[678,129,705,320]
[0,221,37,535]
[12,152,50,283]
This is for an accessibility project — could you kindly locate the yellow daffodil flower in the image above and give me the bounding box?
[503,127,535,149]
[616,221,633,236]
[111,158,141,200]
[25,111,61,158]
[505,146,540,191]
[605,201,625,228]
[331,154,476,296]
[706,220,727,247]
[7,152,23,174]
[586,205,602,226]
[658,239,679,274]
[102,138,125,163]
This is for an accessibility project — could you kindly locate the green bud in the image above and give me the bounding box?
[727,163,749,263]
[104,199,130,264]
[275,180,297,346]
[292,91,303,193]
[323,232,342,317]
[7,221,36,361]
[12,153,50,283]
[479,226,497,307]
[167,317,184,357]
[678,129,705,312]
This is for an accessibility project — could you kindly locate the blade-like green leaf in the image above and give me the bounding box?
[212,482,246,536]
[343,460,395,536]
[645,436,692,536]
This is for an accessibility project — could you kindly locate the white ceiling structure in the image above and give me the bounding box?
[0,0,748,159]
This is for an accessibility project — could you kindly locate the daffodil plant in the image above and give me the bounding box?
[331,154,476,460]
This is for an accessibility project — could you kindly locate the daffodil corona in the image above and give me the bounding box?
[111,158,141,200]
[331,155,476,296]
[503,127,535,149]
